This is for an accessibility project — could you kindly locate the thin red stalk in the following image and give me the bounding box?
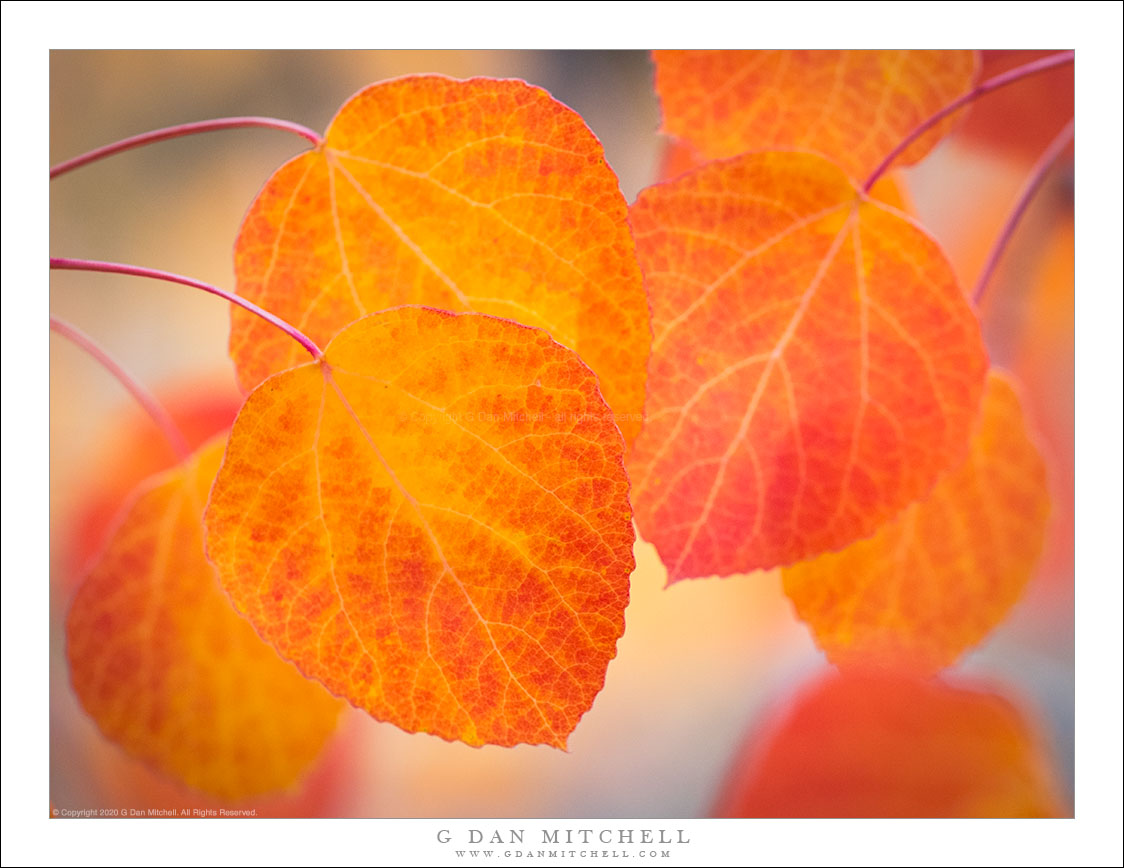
[972,118,1074,306]
[50,116,322,179]
[50,315,191,461]
[49,257,324,360]
[863,50,1075,192]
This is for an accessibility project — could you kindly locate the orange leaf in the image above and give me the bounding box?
[715,669,1064,817]
[628,151,987,579]
[205,307,635,748]
[653,50,977,182]
[783,371,1050,672]
[230,75,649,444]
[66,438,342,800]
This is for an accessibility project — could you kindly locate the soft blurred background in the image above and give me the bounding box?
[50,50,1074,817]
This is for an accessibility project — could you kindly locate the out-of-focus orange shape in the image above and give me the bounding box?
[75,710,360,817]
[60,380,242,589]
[956,50,1075,164]
[628,151,987,580]
[1012,211,1074,588]
[783,371,1050,672]
[230,75,649,445]
[206,308,635,749]
[66,438,343,800]
[715,669,1064,817]
[652,50,977,183]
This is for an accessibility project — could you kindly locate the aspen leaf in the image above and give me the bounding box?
[66,438,343,800]
[230,75,649,444]
[205,307,635,748]
[628,151,987,580]
[653,50,977,182]
[715,669,1064,817]
[783,372,1050,672]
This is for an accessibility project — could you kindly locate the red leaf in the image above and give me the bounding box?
[715,669,1064,817]
[628,151,987,579]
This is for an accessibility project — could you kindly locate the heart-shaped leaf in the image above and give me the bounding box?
[230,75,649,444]
[67,438,342,799]
[628,151,987,579]
[206,307,635,748]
